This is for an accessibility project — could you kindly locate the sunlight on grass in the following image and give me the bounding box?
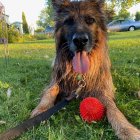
[0,31,140,139]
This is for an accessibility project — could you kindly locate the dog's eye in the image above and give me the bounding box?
[64,18,74,25]
[85,16,95,25]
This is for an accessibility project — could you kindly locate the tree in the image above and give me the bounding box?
[37,0,54,28]
[118,9,130,19]
[135,12,140,21]
[22,12,29,34]
[35,27,44,33]
[105,0,140,20]
[37,0,140,28]
[117,2,131,19]
[107,0,140,10]
[104,1,116,22]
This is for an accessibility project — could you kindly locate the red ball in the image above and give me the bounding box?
[80,97,105,123]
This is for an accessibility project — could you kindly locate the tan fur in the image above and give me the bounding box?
[31,84,59,117]
[31,0,140,139]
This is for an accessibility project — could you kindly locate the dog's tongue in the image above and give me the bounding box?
[72,51,90,74]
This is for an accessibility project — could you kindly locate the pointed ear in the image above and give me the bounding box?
[89,0,105,5]
[88,0,105,9]
[98,0,105,3]
[89,0,105,3]
[52,0,70,12]
[98,0,105,8]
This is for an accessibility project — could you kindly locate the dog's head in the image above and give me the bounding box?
[52,0,106,73]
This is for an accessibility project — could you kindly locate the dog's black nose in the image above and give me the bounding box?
[72,33,89,51]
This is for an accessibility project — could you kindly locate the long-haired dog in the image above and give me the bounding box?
[32,0,140,139]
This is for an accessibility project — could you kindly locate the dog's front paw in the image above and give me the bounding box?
[119,127,140,140]
[31,104,53,118]
[31,108,44,118]
[130,129,140,140]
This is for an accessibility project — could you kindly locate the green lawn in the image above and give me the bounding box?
[0,30,140,140]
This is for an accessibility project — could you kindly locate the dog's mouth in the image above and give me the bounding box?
[72,51,90,74]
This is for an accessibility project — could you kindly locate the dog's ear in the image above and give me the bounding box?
[88,0,105,5]
[52,0,70,12]
[89,0,105,3]
[88,0,105,9]
[97,0,105,3]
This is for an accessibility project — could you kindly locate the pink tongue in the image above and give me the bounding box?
[72,51,90,74]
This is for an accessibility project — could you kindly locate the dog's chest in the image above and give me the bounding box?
[59,71,98,98]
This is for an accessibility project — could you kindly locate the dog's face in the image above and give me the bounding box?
[52,0,106,73]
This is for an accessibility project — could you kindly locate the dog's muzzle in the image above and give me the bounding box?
[72,33,89,52]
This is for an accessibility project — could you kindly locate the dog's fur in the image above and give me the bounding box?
[32,0,140,139]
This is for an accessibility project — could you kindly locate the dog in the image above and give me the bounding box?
[31,0,140,139]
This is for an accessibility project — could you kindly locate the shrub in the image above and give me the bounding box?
[8,26,22,43]
[34,34,53,40]
[135,12,140,21]
[0,21,8,39]
[35,27,44,33]
[22,34,36,42]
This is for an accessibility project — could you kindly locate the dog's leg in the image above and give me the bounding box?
[31,84,59,117]
[98,93,140,140]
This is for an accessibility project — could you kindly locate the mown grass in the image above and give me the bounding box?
[0,30,140,140]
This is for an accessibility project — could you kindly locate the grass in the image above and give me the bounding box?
[0,30,140,140]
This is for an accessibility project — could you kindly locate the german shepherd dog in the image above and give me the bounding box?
[32,0,140,139]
